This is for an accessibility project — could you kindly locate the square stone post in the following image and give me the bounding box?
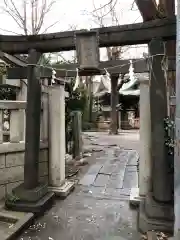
[6,49,54,213]
[139,76,151,197]
[138,39,173,233]
[110,74,119,135]
[72,111,83,160]
[48,83,74,197]
[130,75,151,206]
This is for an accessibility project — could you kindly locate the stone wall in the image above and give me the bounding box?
[0,83,49,200]
[0,142,48,200]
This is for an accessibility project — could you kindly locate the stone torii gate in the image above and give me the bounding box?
[0,16,175,214]
[7,57,149,136]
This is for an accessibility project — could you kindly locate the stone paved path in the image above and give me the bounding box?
[18,131,140,240]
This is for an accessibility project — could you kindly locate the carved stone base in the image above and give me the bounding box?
[145,192,173,221]
[5,192,54,214]
[5,183,54,214]
[48,180,75,198]
[11,183,48,202]
[138,196,173,234]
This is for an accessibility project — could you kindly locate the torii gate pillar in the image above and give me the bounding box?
[138,38,173,233]
[110,74,119,135]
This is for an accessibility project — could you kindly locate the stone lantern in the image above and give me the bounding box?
[75,30,100,72]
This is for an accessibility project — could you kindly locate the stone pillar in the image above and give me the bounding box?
[139,77,151,197]
[149,39,171,203]
[48,83,74,197]
[6,49,54,213]
[130,77,151,206]
[110,75,118,134]
[88,77,93,122]
[24,50,42,190]
[174,104,180,239]
[138,39,173,233]
[174,0,180,237]
[72,111,83,160]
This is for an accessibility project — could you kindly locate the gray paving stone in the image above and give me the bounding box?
[117,188,131,196]
[81,186,106,199]
[79,174,97,186]
[109,158,129,178]
[127,151,139,166]
[108,158,120,164]
[105,188,131,199]
[17,132,142,240]
[93,174,110,187]
[107,174,124,189]
[87,164,103,175]
[112,163,127,174]
[87,186,106,196]
[84,189,130,201]
[115,151,129,165]
[123,170,138,189]
[99,164,117,175]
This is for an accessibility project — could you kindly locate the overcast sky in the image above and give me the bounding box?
[0,0,143,33]
[0,0,148,60]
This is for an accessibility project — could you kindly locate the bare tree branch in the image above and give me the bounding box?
[91,0,122,61]
[91,0,118,26]
[0,27,21,35]
[1,0,57,35]
[42,20,59,33]
[23,0,28,35]
[130,0,139,11]
[90,1,143,61]
[92,0,115,13]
